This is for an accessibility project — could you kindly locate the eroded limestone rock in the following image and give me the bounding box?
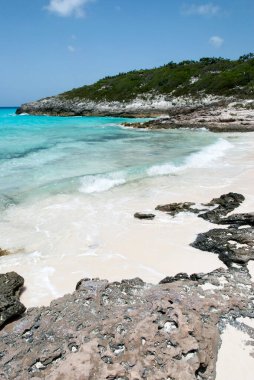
[0,269,253,380]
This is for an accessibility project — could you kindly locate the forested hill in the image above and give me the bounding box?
[61,53,254,102]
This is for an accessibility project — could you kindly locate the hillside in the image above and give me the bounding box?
[62,54,254,102]
[16,53,254,119]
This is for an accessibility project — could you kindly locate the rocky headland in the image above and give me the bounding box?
[0,192,254,379]
[16,96,254,132]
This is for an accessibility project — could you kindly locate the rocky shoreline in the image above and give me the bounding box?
[16,95,254,132]
[122,102,254,132]
[0,192,254,379]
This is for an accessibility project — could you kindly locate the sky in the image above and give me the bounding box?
[1,0,254,106]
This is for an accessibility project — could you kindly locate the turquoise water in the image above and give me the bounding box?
[0,107,222,208]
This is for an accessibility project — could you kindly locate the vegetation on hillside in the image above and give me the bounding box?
[62,54,254,102]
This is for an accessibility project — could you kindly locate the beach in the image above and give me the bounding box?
[0,124,252,307]
[0,109,254,379]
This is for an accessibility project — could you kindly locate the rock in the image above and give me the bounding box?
[0,270,254,379]
[0,272,26,328]
[198,192,245,223]
[191,227,254,267]
[155,202,200,216]
[0,248,10,257]
[159,272,189,284]
[218,212,254,228]
[134,212,155,220]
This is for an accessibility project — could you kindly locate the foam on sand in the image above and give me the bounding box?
[79,173,126,193]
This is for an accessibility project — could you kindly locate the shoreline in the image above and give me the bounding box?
[16,97,254,133]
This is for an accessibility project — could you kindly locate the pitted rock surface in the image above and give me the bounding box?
[0,272,26,329]
[0,270,254,380]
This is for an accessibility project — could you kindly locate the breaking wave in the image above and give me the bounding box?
[79,139,233,194]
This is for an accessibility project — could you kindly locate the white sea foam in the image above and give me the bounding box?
[79,174,126,193]
[79,139,232,193]
[147,138,232,176]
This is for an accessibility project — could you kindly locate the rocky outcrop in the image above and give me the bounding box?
[0,269,254,380]
[0,272,26,328]
[198,192,245,224]
[16,94,254,132]
[191,228,254,267]
[122,101,254,132]
[153,193,244,222]
[218,212,254,228]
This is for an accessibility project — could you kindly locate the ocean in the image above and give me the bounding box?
[0,107,252,306]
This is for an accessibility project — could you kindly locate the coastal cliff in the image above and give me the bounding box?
[16,54,254,122]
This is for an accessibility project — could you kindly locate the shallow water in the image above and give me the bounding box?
[0,108,222,205]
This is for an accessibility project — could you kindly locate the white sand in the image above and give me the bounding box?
[216,324,254,380]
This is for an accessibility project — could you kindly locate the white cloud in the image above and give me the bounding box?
[67,45,76,52]
[209,35,224,48]
[182,3,220,16]
[46,0,93,18]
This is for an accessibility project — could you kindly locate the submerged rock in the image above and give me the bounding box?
[0,272,26,328]
[0,269,254,380]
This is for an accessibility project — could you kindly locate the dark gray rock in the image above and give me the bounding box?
[218,213,254,228]
[134,212,155,220]
[199,192,245,223]
[0,272,26,328]
[159,272,189,284]
[155,202,200,216]
[191,227,254,267]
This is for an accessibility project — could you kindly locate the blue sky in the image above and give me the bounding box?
[1,0,254,106]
